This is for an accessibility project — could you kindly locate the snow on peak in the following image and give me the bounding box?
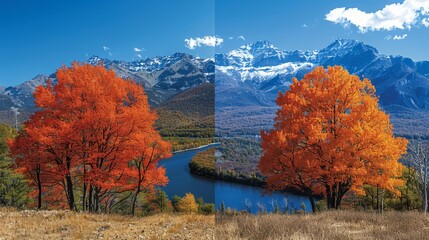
[86,55,105,65]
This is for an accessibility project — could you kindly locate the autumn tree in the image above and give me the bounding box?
[9,63,171,212]
[259,66,408,211]
[127,136,170,215]
[9,113,59,209]
[178,193,198,213]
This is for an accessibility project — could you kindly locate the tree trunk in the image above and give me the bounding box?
[88,185,93,212]
[82,165,87,212]
[131,189,140,215]
[65,175,75,210]
[326,184,338,209]
[36,169,42,209]
[308,195,316,213]
[82,182,87,211]
[131,173,142,215]
[335,194,342,209]
[376,188,379,213]
[94,187,100,213]
[64,156,75,211]
[326,183,348,210]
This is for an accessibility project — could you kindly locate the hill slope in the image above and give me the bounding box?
[155,83,215,151]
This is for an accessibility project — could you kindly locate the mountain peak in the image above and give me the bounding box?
[223,40,286,67]
[86,55,108,65]
[171,52,189,59]
[239,40,278,52]
[249,40,275,49]
[325,39,361,50]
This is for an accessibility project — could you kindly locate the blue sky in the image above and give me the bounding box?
[0,0,214,86]
[216,0,429,60]
[1,0,429,86]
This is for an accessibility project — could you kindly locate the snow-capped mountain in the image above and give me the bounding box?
[0,74,49,109]
[87,53,214,92]
[216,40,315,85]
[216,39,429,110]
[216,39,429,137]
[0,53,214,112]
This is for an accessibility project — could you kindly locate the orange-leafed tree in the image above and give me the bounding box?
[126,134,170,215]
[259,66,408,212]
[9,112,62,209]
[9,63,171,212]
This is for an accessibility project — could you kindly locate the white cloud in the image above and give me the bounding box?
[184,36,224,49]
[326,0,429,32]
[385,34,408,40]
[394,34,408,40]
[136,54,142,58]
[423,17,429,27]
[238,35,246,41]
[229,36,234,40]
[103,46,112,56]
[301,24,308,28]
[134,47,145,52]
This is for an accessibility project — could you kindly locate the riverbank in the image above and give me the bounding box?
[188,147,311,197]
[216,210,429,239]
[166,137,215,152]
[0,208,214,239]
[172,142,219,154]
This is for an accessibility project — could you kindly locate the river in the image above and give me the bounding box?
[159,145,215,203]
[159,145,311,213]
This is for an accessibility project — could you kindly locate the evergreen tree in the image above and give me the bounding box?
[220,201,226,214]
[172,195,181,212]
[154,189,170,213]
[0,124,31,208]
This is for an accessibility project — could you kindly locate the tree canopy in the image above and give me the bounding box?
[9,63,171,212]
[259,66,408,211]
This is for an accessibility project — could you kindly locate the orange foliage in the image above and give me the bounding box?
[9,63,171,211]
[259,66,408,210]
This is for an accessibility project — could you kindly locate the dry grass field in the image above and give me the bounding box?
[0,208,214,239]
[216,210,429,240]
[2,208,429,239]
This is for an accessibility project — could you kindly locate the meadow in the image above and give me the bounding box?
[216,210,429,240]
[2,207,427,240]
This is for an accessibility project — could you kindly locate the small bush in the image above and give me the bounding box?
[200,203,215,215]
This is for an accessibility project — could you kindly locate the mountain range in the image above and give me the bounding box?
[1,39,428,138]
[216,39,429,138]
[0,53,214,110]
[0,53,214,129]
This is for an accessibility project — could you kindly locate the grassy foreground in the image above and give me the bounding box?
[3,208,429,239]
[216,211,429,240]
[0,208,214,239]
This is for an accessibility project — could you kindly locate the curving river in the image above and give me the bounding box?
[159,145,215,203]
[160,145,311,213]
